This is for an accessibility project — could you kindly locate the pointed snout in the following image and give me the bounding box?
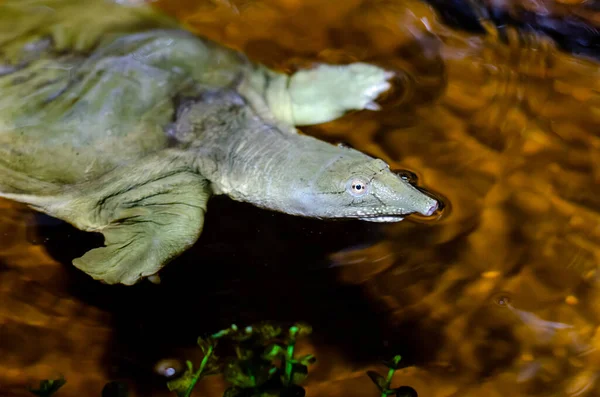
[374,172,440,217]
[403,184,439,216]
[421,198,438,216]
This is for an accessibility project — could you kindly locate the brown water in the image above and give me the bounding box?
[2,0,600,396]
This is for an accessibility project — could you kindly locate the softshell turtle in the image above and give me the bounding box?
[0,0,439,285]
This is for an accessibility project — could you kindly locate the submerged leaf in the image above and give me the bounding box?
[296,354,316,366]
[197,337,216,354]
[253,322,283,341]
[292,323,312,337]
[224,358,274,388]
[212,326,236,340]
[28,378,66,397]
[166,363,196,397]
[262,344,285,360]
[367,370,387,391]
[290,363,308,384]
[223,386,243,397]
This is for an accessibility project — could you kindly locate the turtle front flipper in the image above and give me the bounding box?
[241,62,393,127]
[71,168,210,285]
[1,154,211,285]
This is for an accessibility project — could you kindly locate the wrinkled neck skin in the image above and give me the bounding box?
[172,91,439,222]
[206,131,351,215]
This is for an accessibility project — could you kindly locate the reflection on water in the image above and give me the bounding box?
[3,0,600,396]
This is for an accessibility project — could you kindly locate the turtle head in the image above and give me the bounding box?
[169,90,439,223]
[291,148,439,222]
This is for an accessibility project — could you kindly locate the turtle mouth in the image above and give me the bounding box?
[354,202,438,222]
[354,200,439,222]
[359,215,405,223]
[355,211,412,222]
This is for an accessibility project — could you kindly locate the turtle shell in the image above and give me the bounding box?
[0,0,245,189]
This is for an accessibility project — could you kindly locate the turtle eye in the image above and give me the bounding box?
[348,178,369,197]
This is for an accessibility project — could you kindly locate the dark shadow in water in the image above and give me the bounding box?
[425,0,600,60]
[33,196,444,389]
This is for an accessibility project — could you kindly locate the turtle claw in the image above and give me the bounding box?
[365,101,382,111]
[336,63,392,112]
[285,62,394,125]
[147,274,162,284]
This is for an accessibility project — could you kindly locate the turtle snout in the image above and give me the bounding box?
[421,200,438,216]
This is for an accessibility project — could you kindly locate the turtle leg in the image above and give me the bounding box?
[240,62,393,127]
[76,178,209,285]
[1,155,211,285]
[73,167,210,285]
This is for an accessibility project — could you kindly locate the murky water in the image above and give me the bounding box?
[2,0,600,396]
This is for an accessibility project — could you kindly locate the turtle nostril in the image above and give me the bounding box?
[394,169,419,184]
[423,201,438,216]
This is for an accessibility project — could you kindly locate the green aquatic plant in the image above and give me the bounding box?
[169,322,315,397]
[367,356,418,397]
[27,322,418,397]
[166,337,220,397]
[27,377,66,397]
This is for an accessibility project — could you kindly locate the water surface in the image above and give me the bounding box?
[2,0,600,396]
